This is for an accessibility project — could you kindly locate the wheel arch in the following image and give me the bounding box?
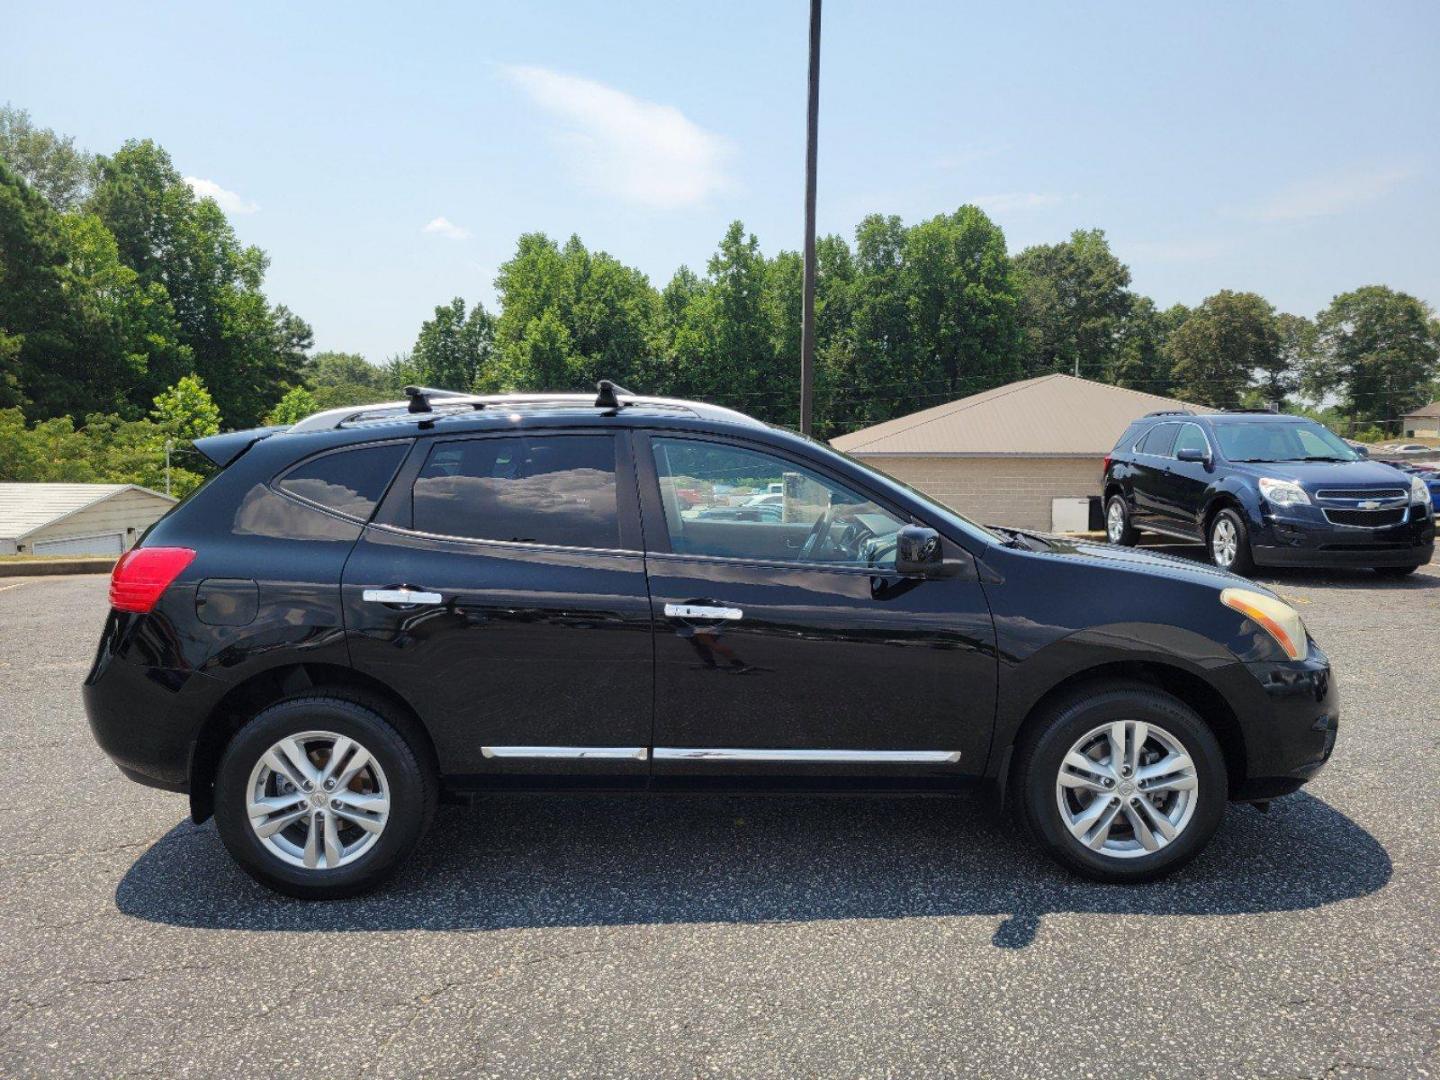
[1201,490,1245,535]
[188,662,439,823]
[998,660,1247,804]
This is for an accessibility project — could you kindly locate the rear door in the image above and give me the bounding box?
[636,432,997,777]
[342,429,653,777]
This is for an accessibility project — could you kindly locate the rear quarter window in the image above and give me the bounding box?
[276,442,410,521]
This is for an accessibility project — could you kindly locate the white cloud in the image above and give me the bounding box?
[503,64,733,208]
[183,176,259,214]
[971,191,1072,213]
[421,216,471,240]
[1248,167,1416,222]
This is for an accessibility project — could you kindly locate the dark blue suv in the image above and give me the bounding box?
[1103,411,1435,577]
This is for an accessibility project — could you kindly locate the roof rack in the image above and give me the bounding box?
[288,378,651,434]
[1144,409,1195,418]
[1223,406,1280,414]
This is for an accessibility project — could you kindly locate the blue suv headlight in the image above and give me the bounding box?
[1258,477,1310,507]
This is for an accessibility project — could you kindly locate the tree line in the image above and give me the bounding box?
[3,104,1437,496]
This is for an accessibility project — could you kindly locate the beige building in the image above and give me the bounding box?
[831,374,1214,531]
[0,483,177,556]
[1401,402,1440,438]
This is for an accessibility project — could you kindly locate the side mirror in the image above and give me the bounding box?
[1353,445,1370,458]
[896,525,944,576]
[1175,447,1210,464]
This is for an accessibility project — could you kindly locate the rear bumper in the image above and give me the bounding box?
[1251,508,1434,568]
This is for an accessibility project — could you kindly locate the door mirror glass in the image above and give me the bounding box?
[895,525,944,576]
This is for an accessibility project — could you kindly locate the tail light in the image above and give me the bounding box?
[109,547,196,613]
[1102,455,1112,477]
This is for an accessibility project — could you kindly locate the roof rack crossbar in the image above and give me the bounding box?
[404,385,475,414]
[1144,409,1195,417]
[594,379,633,410]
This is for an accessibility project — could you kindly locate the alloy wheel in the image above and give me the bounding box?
[1055,720,1198,859]
[1211,517,1238,567]
[1107,500,1126,543]
[245,730,391,870]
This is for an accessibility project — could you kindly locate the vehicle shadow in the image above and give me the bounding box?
[1142,541,1439,589]
[115,790,1389,948]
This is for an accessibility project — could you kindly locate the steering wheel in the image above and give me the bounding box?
[797,506,835,562]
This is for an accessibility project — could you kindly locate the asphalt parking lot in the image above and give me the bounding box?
[1,559,1437,1078]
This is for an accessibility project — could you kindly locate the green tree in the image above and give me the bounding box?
[0,156,71,410]
[1165,291,1280,409]
[410,297,496,391]
[1014,229,1133,379]
[1111,299,1186,395]
[0,408,97,481]
[1306,286,1439,427]
[88,140,309,425]
[301,350,392,409]
[0,104,94,211]
[1254,312,1313,411]
[902,205,1021,397]
[151,374,221,442]
[266,385,318,426]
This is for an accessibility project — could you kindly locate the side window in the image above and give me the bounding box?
[412,435,619,549]
[1173,424,1210,458]
[277,442,409,521]
[1138,424,1179,457]
[651,437,905,568]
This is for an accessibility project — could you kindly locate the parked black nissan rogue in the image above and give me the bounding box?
[85,385,1339,898]
[1103,410,1434,576]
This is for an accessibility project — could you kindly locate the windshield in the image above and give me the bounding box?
[819,440,1003,544]
[1214,420,1360,463]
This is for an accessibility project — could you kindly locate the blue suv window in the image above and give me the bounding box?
[1138,424,1179,456]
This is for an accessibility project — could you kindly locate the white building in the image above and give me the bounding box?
[0,483,177,556]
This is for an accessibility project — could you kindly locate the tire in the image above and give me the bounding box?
[1373,565,1419,578]
[214,695,437,899]
[1207,508,1256,576]
[1105,495,1139,546]
[1014,681,1228,883]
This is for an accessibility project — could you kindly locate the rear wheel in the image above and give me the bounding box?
[1105,495,1139,546]
[1208,508,1256,575]
[1015,682,1228,883]
[214,695,436,899]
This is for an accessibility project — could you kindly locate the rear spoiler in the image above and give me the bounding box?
[192,425,288,469]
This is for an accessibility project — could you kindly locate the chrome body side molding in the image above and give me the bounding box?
[651,748,961,764]
[481,746,649,760]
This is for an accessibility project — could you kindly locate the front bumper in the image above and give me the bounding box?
[1252,504,1434,568]
[1229,643,1339,800]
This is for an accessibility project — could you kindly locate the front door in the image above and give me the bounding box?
[342,430,653,777]
[1158,422,1213,536]
[636,433,997,777]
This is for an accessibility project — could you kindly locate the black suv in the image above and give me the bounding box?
[85,385,1339,897]
[1103,411,1434,576]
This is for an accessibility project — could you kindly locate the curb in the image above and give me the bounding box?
[0,558,117,577]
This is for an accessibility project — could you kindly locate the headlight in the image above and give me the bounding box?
[1411,475,1433,508]
[1257,477,1310,507]
[1221,587,1308,661]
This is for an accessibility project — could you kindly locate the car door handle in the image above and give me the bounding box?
[362,588,444,606]
[664,603,743,621]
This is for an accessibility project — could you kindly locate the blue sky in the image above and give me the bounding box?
[7,0,1438,363]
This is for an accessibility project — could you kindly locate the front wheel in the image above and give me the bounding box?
[1208,508,1256,575]
[214,695,436,899]
[1014,682,1228,883]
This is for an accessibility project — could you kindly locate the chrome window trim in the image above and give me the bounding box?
[481,746,649,760]
[652,748,961,764]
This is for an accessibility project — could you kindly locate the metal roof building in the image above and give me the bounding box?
[831,374,1213,531]
[0,483,176,557]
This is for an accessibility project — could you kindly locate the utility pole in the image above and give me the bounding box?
[799,0,821,435]
[164,439,174,497]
